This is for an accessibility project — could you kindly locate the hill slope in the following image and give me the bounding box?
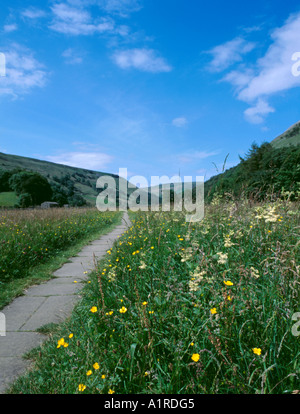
[0,152,130,207]
[270,121,300,149]
[204,121,300,201]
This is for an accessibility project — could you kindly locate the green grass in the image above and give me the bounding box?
[7,198,300,394]
[0,191,18,207]
[271,121,300,149]
[0,208,122,309]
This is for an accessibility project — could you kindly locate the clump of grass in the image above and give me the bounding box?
[9,198,300,394]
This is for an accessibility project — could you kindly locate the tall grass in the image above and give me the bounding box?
[9,198,300,394]
[0,207,120,284]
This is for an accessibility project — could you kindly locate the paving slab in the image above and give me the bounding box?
[0,332,45,357]
[24,280,82,297]
[3,296,46,332]
[52,261,94,277]
[20,295,80,331]
[0,357,33,392]
[0,212,131,394]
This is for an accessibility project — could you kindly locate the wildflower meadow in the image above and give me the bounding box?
[8,196,300,394]
[0,208,121,308]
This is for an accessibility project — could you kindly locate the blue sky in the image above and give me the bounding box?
[0,0,300,185]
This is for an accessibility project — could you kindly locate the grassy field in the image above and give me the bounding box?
[0,207,122,309]
[8,196,299,394]
[0,191,18,207]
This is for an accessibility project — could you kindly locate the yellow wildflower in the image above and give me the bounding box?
[191,353,200,362]
[78,384,86,392]
[252,347,262,355]
[57,338,65,348]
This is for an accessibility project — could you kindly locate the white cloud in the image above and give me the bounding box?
[172,117,188,127]
[62,48,83,64]
[49,2,115,35]
[207,37,255,72]
[244,99,275,124]
[112,48,172,73]
[237,12,300,102]
[21,8,47,19]
[45,152,114,170]
[208,12,300,124]
[97,0,142,17]
[0,44,47,98]
[3,24,18,33]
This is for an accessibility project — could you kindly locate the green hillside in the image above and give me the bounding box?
[0,152,132,207]
[204,121,300,201]
[271,121,300,149]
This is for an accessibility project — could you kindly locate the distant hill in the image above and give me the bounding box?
[0,152,132,207]
[270,121,300,149]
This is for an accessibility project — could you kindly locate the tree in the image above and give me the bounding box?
[9,171,52,205]
[16,193,32,208]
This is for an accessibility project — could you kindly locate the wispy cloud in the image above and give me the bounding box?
[236,12,300,102]
[208,12,300,124]
[207,37,255,72]
[49,2,115,35]
[244,98,275,124]
[112,48,172,72]
[97,0,143,17]
[0,44,48,98]
[172,117,188,127]
[21,7,47,19]
[62,48,83,64]
[3,24,18,33]
[45,151,114,170]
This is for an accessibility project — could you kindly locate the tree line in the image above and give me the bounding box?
[0,169,87,208]
[205,142,300,202]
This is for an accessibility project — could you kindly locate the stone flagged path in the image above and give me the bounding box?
[0,212,131,394]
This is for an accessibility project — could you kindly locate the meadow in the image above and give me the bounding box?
[0,207,121,308]
[8,195,300,394]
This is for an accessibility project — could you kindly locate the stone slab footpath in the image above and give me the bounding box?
[0,212,131,394]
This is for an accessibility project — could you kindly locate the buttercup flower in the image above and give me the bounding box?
[191,353,200,362]
[90,306,98,313]
[119,306,127,313]
[223,280,233,286]
[210,308,217,315]
[252,347,262,356]
[57,338,65,348]
[93,363,100,370]
[78,384,86,392]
